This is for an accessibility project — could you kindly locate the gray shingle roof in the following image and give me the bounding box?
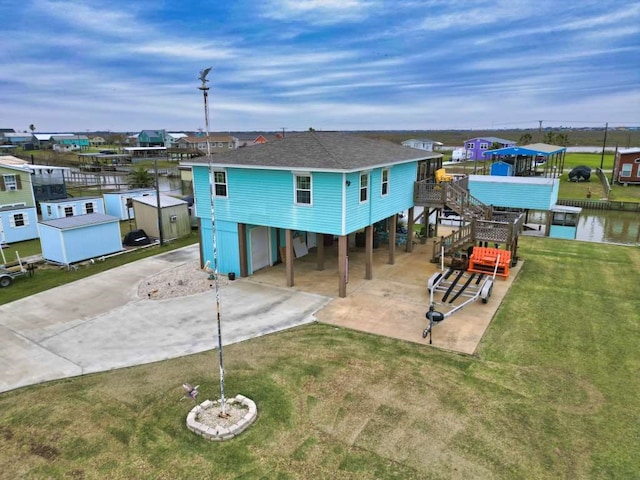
[39,213,119,230]
[184,131,441,172]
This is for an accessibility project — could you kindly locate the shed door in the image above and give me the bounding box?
[250,227,271,272]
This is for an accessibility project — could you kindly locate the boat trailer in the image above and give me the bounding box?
[0,250,29,288]
[422,254,501,344]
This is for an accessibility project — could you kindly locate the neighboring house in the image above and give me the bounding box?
[183,131,442,297]
[53,135,90,151]
[401,138,442,151]
[165,132,188,148]
[2,132,34,146]
[0,164,39,243]
[40,196,105,221]
[177,135,239,152]
[132,195,190,240]
[613,148,640,185]
[236,134,271,148]
[0,157,69,203]
[90,136,106,147]
[126,133,140,145]
[138,130,165,147]
[464,136,516,161]
[103,188,156,220]
[38,213,122,265]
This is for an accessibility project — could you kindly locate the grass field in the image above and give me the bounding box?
[0,237,638,479]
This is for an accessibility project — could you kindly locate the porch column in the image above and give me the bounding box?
[285,229,294,287]
[316,233,325,271]
[407,206,415,252]
[238,223,248,277]
[365,225,373,280]
[388,215,397,265]
[338,235,348,298]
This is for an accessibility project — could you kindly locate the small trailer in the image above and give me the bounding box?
[0,250,29,288]
[422,254,501,344]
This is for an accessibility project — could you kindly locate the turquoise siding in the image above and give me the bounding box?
[41,198,105,220]
[193,166,343,234]
[346,164,418,232]
[39,221,122,264]
[469,177,558,210]
[0,207,39,243]
[549,225,577,240]
[199,220,240,275]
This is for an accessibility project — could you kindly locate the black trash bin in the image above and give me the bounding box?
[228,272,236,281]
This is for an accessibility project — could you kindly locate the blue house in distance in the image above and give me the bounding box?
[184,131,442,297]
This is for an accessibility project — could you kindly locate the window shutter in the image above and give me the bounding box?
[9,215,14,227]
[0,176,5,191]
[23,214,29,226]
[16,176,22,190]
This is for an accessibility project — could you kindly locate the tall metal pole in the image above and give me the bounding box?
[199,67,227,416]
[155,156,164,246]
[600,122,608,169]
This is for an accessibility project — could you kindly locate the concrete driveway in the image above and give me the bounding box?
[0,245,331,393]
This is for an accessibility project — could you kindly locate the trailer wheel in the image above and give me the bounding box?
[0,276,13,288]
[480,279,493,304]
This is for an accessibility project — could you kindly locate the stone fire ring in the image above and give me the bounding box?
[186,394,257,441]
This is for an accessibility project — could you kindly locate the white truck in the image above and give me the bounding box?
[451,148,468,162]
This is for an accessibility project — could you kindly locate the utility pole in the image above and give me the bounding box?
[600,122,608,169]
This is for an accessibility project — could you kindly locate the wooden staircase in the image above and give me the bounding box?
[414,177,525,264]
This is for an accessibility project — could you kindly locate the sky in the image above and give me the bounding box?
[1,0,639,134]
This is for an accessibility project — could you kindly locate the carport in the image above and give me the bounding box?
[485,143,567,178]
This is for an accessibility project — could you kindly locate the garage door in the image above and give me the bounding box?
[251,227,271,272]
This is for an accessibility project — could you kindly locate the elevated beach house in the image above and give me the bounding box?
[184,131,442,297]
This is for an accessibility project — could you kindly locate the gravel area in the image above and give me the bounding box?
[138,260,229,300]
[196,401,248,428]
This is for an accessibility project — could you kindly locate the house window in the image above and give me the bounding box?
[64,206,74,217]
[467,143,475,149]
[480,143,488,149]
[85,202,94,214]
[213,171,228,197]
[12,213,27,227]
[228,143,233,148]
[294,173,312,205]
[620,164,632,177]
[360,173,369,203]
[217,142,223,147]
[381,168,389,196]
[2,174,18,191]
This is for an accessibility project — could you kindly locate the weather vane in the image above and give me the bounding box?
[199,67,212,86]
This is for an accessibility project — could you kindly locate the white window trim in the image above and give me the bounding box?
[212,169,228,198]
[83,202,95,214]
[9,212,29,228]
[480,143,488,149]
[3,174,18,190]
[359,172,370,204]
[467,143,475,149]
[381,168,390,197]
[293,172,313,206]
[620,164,632,177]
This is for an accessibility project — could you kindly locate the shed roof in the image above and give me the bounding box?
[485,143,566,156]
[132,195,187,208]
[102,188,155,196]
[39,213,119,230]
[42,196,101,203]
[184,131,441,172]
[619,148,640,154]
[469,174,556,186]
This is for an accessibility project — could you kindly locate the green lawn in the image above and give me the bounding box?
[1,237,638,479]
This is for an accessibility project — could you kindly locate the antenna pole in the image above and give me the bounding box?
[199,68,227,415]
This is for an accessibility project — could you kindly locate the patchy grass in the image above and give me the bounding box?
[0,237,638,478]
[0,231,199,305]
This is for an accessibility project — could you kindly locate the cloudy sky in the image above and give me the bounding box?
[1,0,638,133]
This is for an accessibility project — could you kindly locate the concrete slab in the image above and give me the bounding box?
[248,233,522,355]
[0,245,331,393]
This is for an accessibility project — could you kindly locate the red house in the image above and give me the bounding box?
[613,148,640,185]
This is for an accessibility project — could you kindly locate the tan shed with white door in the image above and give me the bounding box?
[131,195,190,240]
